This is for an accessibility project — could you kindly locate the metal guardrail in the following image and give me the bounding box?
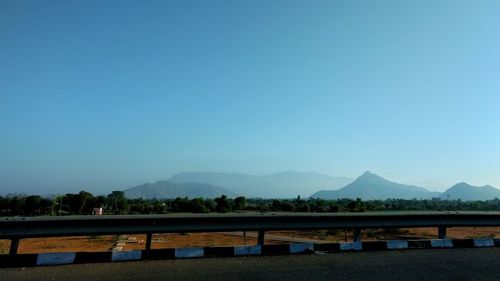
[2,211,500,255]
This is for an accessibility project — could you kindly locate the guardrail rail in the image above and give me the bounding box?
[2,211,500,255]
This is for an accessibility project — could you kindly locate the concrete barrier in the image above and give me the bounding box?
[340,242,362,251]
[2,238,500,268]
[386,240,409,250]
[175,248,204,258]
[473,238,494,247]
[289,243,314,254]
[234,245,261,256]
[112,250,142,262]
[430,239,453,248]
[37,252,76,265]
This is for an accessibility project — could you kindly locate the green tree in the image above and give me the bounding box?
[107,191,128,214]
[233,196,246,210]
[24,195,42,216]
[215,195,232,213]
[78,191,95,214]
[190,198,209,213]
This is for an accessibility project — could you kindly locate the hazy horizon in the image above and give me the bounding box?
[0,169,490,195]
[1,1,499,195]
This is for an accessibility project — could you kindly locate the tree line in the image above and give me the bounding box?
[1,191,500,216]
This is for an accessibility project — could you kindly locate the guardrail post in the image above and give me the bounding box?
[9,238,20,255]
[353,228,361,242]
[438,226,447,239]
[258,230,265,245]
[145,233,153,250]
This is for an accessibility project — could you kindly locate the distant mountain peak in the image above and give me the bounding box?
[358,170,381,179]
[311,171,439,200]
[354,170,389,185]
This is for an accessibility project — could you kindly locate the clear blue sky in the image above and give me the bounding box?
[1,0,499,194]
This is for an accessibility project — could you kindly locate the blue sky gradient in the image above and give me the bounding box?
[1,0,499,194]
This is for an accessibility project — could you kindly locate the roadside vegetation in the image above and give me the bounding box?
[1,191,500,216]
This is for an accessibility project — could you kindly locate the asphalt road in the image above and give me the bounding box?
[2,248,500,281]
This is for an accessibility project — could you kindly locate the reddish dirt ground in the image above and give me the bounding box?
[0,233,263,254]
[0,236,117,254]
[1,227,498,254]
[119,233,263,251]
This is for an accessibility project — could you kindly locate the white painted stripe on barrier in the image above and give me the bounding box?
[175,247,204,258]
[473,238,494,247]
[339,242,362,251]
[386,240,408,250]
[289,243,314,254]
[430,239,453,248]
[249,245,261,255]
[234,245,261,256]
[37,252,76,265]
[444,239,453,247]
[111,250,142,262]
[443,239,453,248]
[234,246,250,256]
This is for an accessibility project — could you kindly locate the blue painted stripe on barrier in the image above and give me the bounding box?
[386,240,408,249]
[430,239,453,248]
[111,250,142,262]
[473,238,494,247]
[340,242,362,251]
[175,247,204,258]
[37,252,76,265]
[289,243,314,254]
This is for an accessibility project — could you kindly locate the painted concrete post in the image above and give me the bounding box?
[145,233,153,250]
[353,228,361,242]
[9,238,20,255]
[438,226,447,239]
[258,230,265,245]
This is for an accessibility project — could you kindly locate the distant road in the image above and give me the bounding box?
[2,248,500,281]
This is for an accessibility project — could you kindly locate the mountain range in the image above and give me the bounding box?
[122,170,500,201]
[168,171,353,198]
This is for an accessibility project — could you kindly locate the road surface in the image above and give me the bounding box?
[2,248,500,281]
